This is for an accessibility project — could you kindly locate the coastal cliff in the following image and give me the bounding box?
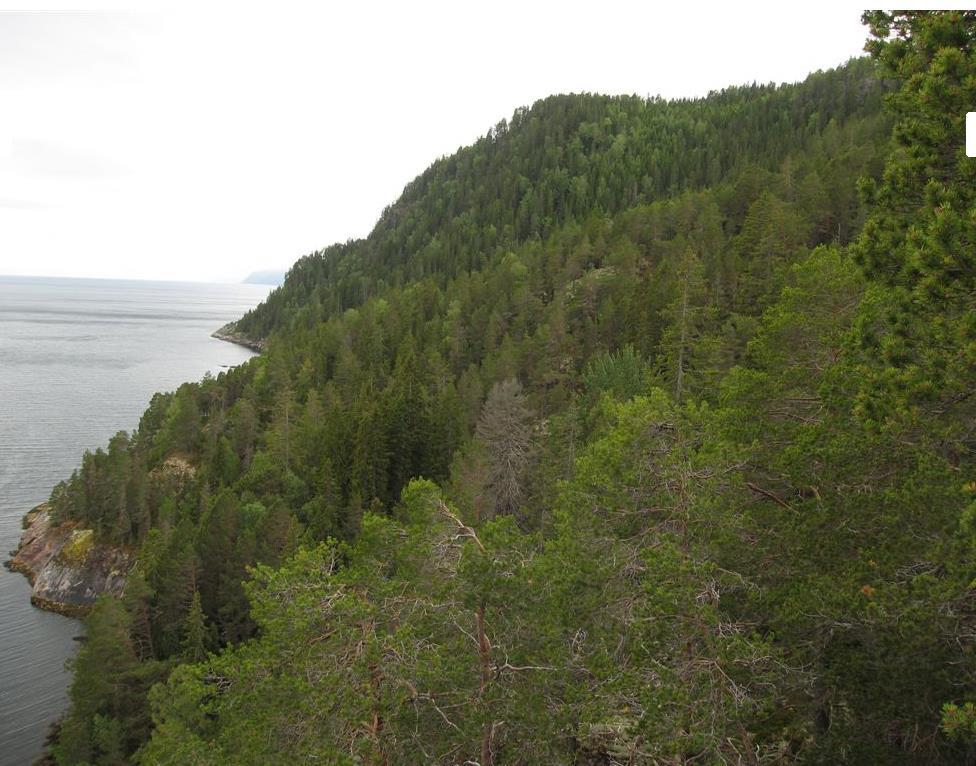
[212,321,265,353]
[4,504,132,618]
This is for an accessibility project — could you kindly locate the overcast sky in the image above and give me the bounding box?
[0,6,870,284]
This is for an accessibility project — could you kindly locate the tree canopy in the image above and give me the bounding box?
[42,13,976,765]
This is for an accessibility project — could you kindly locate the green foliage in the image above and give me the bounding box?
[236,59,886,341]
[54,597,167,766]
[855,12,976,432]
[943,702,976,741]
[181,591,210,663]
[49,18,976,764]
[582,345,647,400]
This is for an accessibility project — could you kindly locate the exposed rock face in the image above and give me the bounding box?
[212,322,265,353]
[4,504,133,617]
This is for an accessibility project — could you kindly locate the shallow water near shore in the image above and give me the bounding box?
[0,276,269,765]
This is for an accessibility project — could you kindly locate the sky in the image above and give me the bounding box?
[0,5,872,284]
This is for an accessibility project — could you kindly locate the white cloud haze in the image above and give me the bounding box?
[0,5,869,283]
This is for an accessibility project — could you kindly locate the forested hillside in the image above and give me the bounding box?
[43,11,976,765]
[234,59,880,339]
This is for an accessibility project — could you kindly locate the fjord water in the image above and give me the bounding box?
[0,276,270,765]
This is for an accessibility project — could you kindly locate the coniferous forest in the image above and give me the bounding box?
[38,11,976,765]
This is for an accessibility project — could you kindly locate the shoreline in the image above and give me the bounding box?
[211,322,266,353]
[3,504,132,619]
[4,323,262,618]
[0,285,272,764]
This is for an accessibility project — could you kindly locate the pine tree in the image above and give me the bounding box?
[855,11,976,454]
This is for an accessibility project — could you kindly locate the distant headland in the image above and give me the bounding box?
[242,270,286,286]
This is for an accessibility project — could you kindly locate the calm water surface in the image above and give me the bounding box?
[0,276,270,765]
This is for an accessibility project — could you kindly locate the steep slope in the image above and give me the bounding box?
[41,21,976,762]
[232,58,885,341]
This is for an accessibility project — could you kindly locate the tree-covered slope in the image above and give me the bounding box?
[233,58,885,339]
[40,11,976,765]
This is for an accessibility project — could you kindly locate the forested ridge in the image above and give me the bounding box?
[40,11,976,765]
[234,58,881,339]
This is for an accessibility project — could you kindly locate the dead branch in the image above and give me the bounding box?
[745,482,798,513]
[437,500,486,552]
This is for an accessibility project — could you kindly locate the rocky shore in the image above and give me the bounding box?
[212,321,265,353]
[4,504,132,618]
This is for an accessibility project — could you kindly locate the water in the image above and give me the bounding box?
[0,276,271,765]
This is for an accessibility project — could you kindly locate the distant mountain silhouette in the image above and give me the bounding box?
[242,270,285,286]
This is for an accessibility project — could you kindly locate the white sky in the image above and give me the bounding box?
[0,5,871,284]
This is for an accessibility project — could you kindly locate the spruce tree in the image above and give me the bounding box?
[181,591,209,663]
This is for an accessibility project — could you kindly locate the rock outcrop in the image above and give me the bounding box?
[4,504,132,617]
[212,322,265,353]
